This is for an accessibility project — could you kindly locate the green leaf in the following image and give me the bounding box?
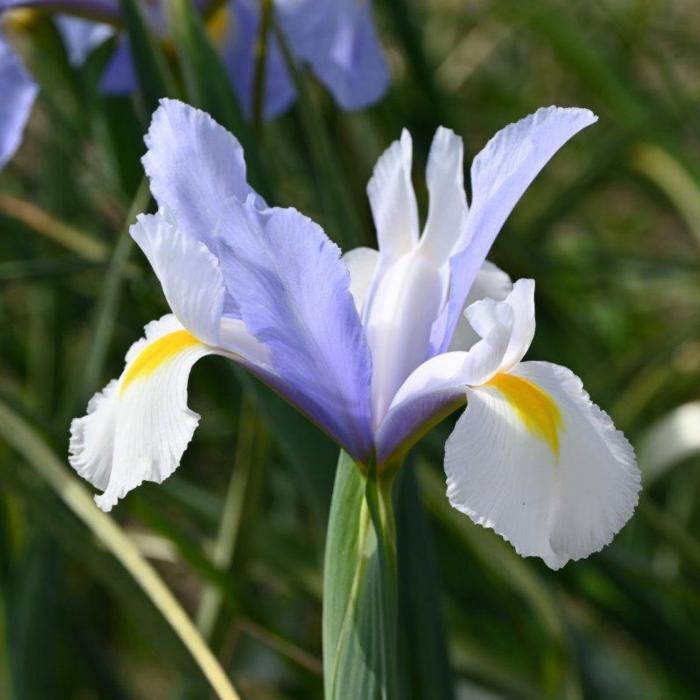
[323,451,399,700]
[396,465,455,700]
[233,368,336,533]
[59,177,150,424]
[271,22,364,248]
[167,0,273,199]
[117,0,177,115]
[0,398,241,700]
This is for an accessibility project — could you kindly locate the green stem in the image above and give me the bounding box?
[252,0,274,136]
[323,452,400,700]
[364,469,399,700]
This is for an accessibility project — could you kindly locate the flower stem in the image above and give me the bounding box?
[323,451,400,700]
[364,467,399,699]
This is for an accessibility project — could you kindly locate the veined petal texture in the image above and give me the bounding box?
[142,99,260,252]
[69,315,219,511]
[218,197,374,460]
[130,211,225,347]
[445,361,641,569]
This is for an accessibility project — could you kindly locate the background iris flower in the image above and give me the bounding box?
[0,31,37,169]
[1,0,389,116]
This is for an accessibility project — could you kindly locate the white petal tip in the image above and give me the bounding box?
[94,492,116,513]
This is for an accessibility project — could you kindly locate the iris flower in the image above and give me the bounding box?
[70,99,640,569]
[227,0,389,119]
[2,0,389,116]
[0,32,37,169]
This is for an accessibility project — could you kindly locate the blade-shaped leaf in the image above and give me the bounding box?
[0,398,241,700]
[117,0,177,114]
[396,465,455,700]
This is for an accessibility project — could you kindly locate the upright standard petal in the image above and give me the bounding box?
[419,127,468,265]
[444,361,641,569]
[431,107,598,353]
[142,99,259,251]
[364,249,445,423]
[69,315,221,511]
[366,129,419,264]
[0,35,37,169]
[217,198,374,460]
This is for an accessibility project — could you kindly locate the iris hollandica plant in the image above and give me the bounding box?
[0,1,647,698]
[66,99,640,695]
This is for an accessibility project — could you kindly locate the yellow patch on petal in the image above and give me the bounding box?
[487,373,563,456]
[120,330,200,395]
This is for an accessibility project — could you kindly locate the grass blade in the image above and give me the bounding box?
[117,0,177,114]
[0,397,241,700]
[271,21,364,248]
[60,177,150,422]
[396,465,455,700]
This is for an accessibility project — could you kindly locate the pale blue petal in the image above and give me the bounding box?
[99,37,138,94]
[376,383,466,464]
[430,107,598,354]
[225,0,388,118]
[305,0,389,111]
[141,99,261,251]
[0,35,38,170]
[217,197,374,460]
[55,14,114,66]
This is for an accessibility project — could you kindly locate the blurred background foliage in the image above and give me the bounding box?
[1,0,699,698]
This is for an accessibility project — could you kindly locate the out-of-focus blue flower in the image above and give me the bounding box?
[0,32,37,169]
[225,0,390,119]
[2,0,390,116]
[54,14,114,67]
[70,100,641,572]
